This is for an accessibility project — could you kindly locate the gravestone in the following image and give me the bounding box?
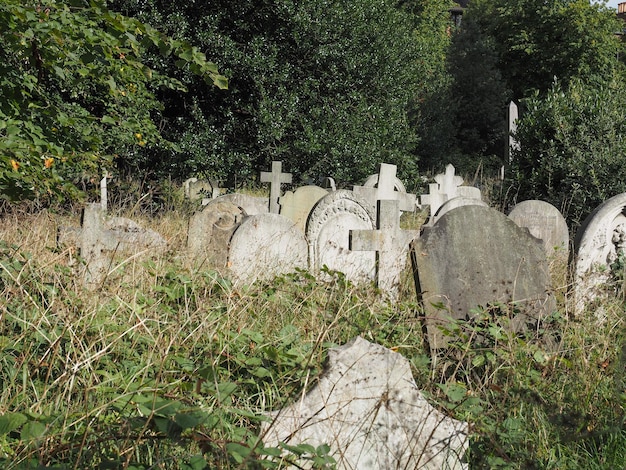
[279,185,328,233]
[211,193,269,215]
[411,205,554,350]
[184,178,221,201]
[431,196,488,225]
[262,336,468,470]
[77,203,167,288]
[353,163,416,213]
[320,176,337,191]
[306,190,376,283]
[506,101,520,163]
[350,200,419,298]
[419,164,482,224]
[261,161,292,214]
[228,213,307,285]
[508,200,569,258]
[573,193,626,314]
[187,201,246,267]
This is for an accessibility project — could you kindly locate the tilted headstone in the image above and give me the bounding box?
[77,203,167,289]
[573,193,626,314]
[508,200,569,258]
[279,185,328,233]
[306,190,376,283]
[211,193,269,216]
[411,205,554,350]
[260,161,292,214]
[227,213,307,285]
[187,201,246,267]
[262,336,468,470]
[350,199,419,298]
[353,163,416,213]
[419,164,482,224]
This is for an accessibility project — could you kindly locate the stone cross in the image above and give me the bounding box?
[350,199,419,295]
[260,161,292,214]
[353,163,416,212]
[419,163,470,220]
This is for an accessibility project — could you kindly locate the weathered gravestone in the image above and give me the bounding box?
[353,163,416,214]
[261,161,292,214]
[508,200,569,258]
[262,336,468,470]
[306,190,376,283]
[76,203,167,288]
[431,196,488,225]
[211,193,269,215]
[411,205,555,350]
[228,213,307,285]
[419,164,482,225]
[350,199,419,298]
[279,185,328,233]
[506,101,520,163]
[183,177,222,201]
[573,193,626,315]
[187,201,246,268]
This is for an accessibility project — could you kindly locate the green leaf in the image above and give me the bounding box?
[174,410,208,430]
[438,382,467,403]
[21,421,46,441]
[0,412,27,435]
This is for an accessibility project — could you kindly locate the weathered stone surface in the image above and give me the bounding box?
[353,163,416,213]
[212,193,269,215]
[261,161,292,214]
[431,196,488,224]
[78,204,167,288]
[350,200,419,298]
[184,177,221,201]
[262,336,468,470]
[187,201,246,267]
[508,200,569,258]
[279,185,328,233]
[228,213,307,284]
[306,190,376,283]
[412,205,554,349]
[573,193,626,314]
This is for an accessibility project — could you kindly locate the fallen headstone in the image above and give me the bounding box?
[262,336,468,470]
[306,190,376,283]
[411,205,554,350]
[228,213,307,285]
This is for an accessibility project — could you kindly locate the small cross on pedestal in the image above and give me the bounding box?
[350,199,419,296]
[261,161,292,214]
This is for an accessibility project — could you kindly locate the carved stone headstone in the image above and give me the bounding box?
[77,204,167,289]
[412,205,554,350]
[228,213,307,285]
[279,185,328,233]
[187,201,246,267]
[353,163,416,213]
[306,190,376,283]
[431,197,488,225]
[573,193,626,314]
[350,200,419,298]
[261,161,292,214]
[508,200,569,258]
[262,336,468,470]
[184,178,221,201]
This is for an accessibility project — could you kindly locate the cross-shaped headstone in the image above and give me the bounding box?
[419,163,465,220]
[261,161,292,214]
[349,199,419,296]
[353,163,416,213]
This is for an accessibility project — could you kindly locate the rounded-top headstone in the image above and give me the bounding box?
[306,190,376,282]
[279,185,328,233]
[508,200,569,257]
[211,193,269,215]
[431,196,488,225]
[228,213,307,285]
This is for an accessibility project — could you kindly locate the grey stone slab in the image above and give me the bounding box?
[211,193,269,215]
[187,201,246,268]
[279,185,328,233]
[306,190,376,283]
[508,200,569,258]
[411,205,554,350]
[228,213,307,285]
[262,336,468,470]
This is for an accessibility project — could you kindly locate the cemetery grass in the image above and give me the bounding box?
[0,207,624,469]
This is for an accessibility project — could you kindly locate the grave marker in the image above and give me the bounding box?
[350,199,419,297]
[260,161,292,213]
[278,185,328,233]
[508,200,569,258]
[353,163,416,213]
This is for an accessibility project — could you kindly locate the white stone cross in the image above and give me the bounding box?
[261,161,292,214]
[350,199,419,295]
[419,163,465,219]
[353,163,416,212]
